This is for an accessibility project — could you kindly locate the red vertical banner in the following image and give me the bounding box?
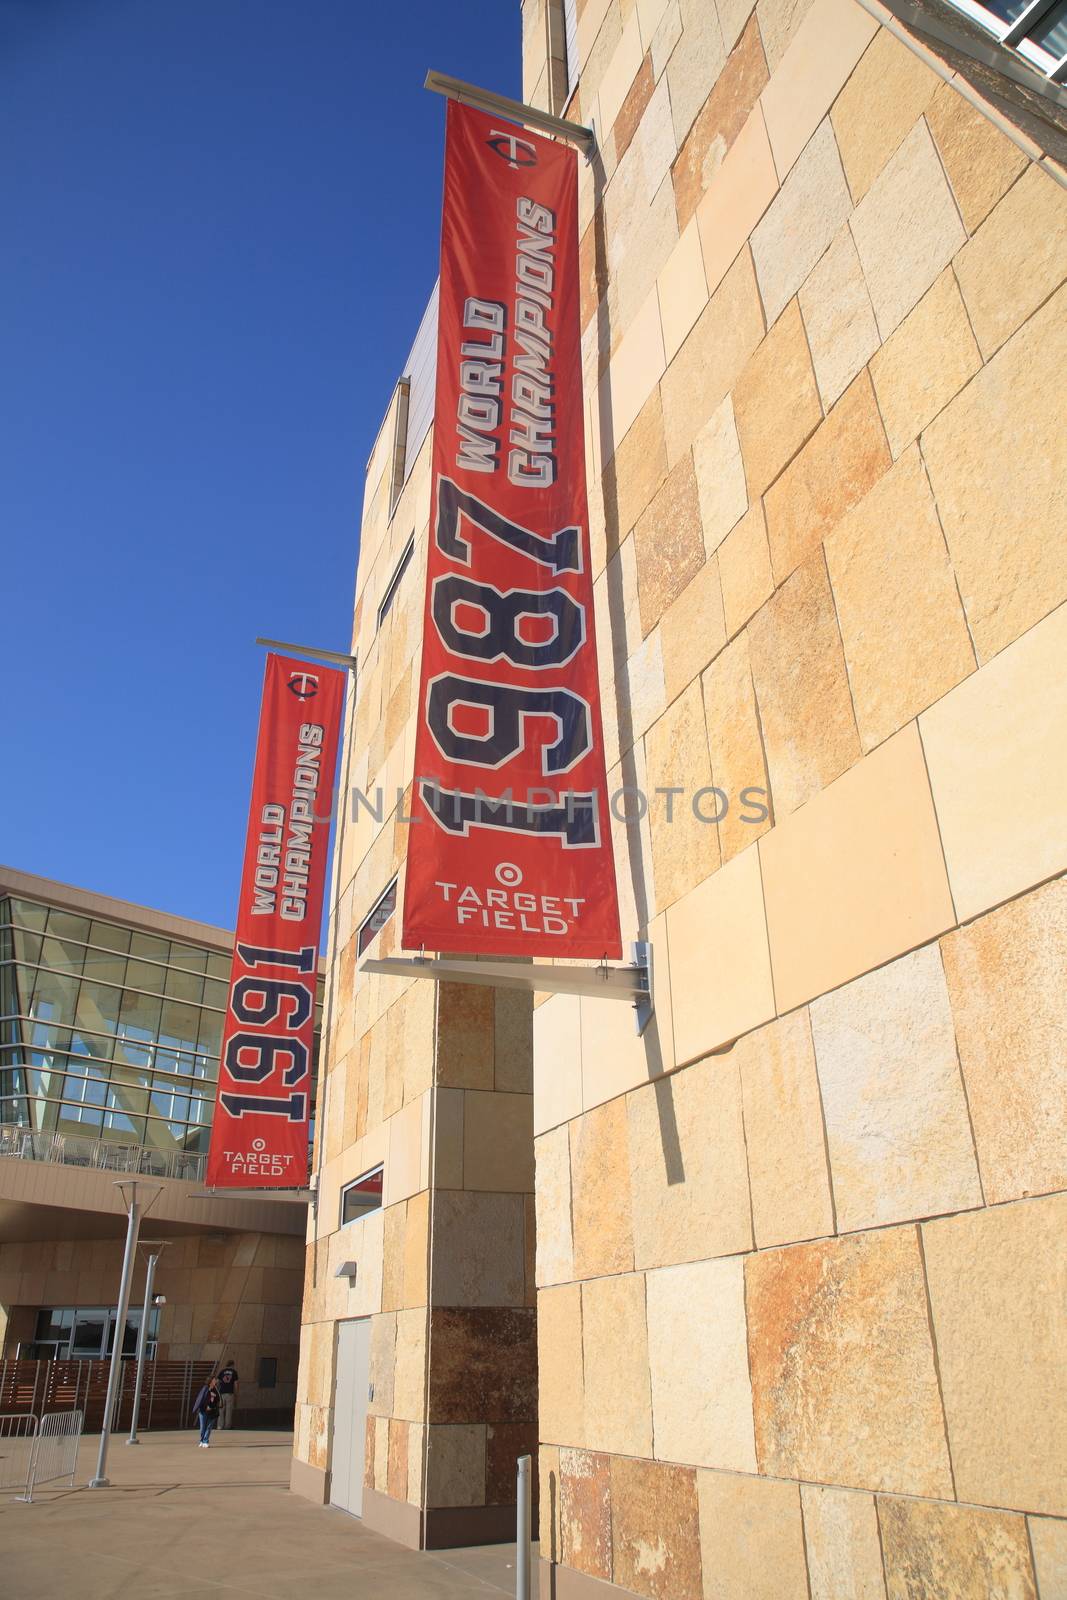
[206,654,345,1188]
[402,101,621,960]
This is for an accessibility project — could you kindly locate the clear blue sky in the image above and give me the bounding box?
[1,0,519,929]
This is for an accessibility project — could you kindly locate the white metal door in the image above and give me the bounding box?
[330,1318,371,1517]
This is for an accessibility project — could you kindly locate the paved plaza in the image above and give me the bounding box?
[0,1431,530,1599]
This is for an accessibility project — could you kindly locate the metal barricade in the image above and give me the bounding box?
[0,1413,39,1502]
[26,1409,84,1499]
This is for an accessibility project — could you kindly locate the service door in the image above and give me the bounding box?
[330,1317,371,1517]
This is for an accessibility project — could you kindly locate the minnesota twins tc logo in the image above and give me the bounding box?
[287,672,319,700]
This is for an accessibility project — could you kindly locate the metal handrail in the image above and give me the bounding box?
[0,1126,206,1182]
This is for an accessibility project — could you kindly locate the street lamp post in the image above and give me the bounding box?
[88,1180,162,1488]
[126,1242,168,1445]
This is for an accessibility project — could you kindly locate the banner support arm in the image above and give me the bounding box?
[361,941,653,1036]
[255,636,358,671]
[424,70,596,152]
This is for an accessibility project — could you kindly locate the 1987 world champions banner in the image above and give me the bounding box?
[402,100,621,960]
[206,654,345,1188]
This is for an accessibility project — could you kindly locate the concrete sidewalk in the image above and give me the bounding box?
[0,1430,532,1599]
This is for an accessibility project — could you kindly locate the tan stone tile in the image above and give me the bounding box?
[718,502,774,637]
[671,15,769,229]
[737,1009,834,1248]
[811,943,982,1230]
[436,982,494,1090]
[615,171,682,335]
[698,1471,808,1599]
[647,1257,756,1469]
[651,0,682,76]
[537,1282,585,1447]
[695,105,780,297]
[615,54,655,164]
[657,217,709,364]
[582,1272,654,1457]
[831,30,939,202]
[954,164,1067,360]
[667,840,775,1060]
[602,386,669,558]
[533,993,583,1136]
[798,224,880,408]
[661,247,765,467]
[759,0,877,175]
[717,0,760,53]
[539,1443,563,1565]
[922,284,1067,662]
[559,1448,613,1580]
[751,117,853,327]
[666,0,726,144]
[764,368,890,585]
[849,119,966,338]
[403,1187,428,1307]
[462,1091,534,1193]
[941,879,1067,1205]
[747,1225,953,1494]
[638,0,671,46]
[627,1054,753,1270]
[610,1454,703,1600]
[733,299,823,496]
[599,8,644,133]
[925,79,1028,231]
[802,1484,888,1600]
[692,394,748,557]
[760,723,956,1012]
[425,1423,486,1508]
[923,1192,1067,1514]
[757,0,816,69]
[599,286,666,464]
[393,1306,428,1422]
[826,444,976,749]
[702,629,772,863]
[534,1126,574,1287]
[621,624,667,750]
[879,1496,1037,1600]
[660,555,727,704]
[431,1190,526,1309]
[1029,1516,1067,1600]
[868,267,981,457]
[645,678,721,912]
[634,450,707,635]
[920,599,1067,921]
[748,551,860,816]
[570,1097,635,1278]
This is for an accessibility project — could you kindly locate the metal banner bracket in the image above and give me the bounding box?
[425,69,596,153]
[360,940,654,1035]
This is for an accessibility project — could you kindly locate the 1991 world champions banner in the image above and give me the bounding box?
[206,653,345,1188]
[402,100,621,960]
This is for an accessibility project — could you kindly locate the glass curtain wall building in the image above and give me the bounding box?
[0,879,323,1177]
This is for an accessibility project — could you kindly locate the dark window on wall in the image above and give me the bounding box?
[357,880,397,957]
[377,537,414,630]
[340,1164,384,1225]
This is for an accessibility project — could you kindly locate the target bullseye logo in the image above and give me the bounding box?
[252,1138,267,1152]
[495,862,523,888]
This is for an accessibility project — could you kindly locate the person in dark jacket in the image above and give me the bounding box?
[197,1379,221,1447]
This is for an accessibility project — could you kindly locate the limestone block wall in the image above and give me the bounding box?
[292,376,538,1547]
[522,0,1067,1595]
[0,1230,304,1421]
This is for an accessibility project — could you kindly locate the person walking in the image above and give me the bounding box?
[196,1378,221,1447]
[216,1359,239,1430]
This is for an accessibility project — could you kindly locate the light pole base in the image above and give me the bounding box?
[88,1477,111,1488]
[125,1438,140,1445]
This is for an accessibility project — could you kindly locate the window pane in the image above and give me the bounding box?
[26,1065,65,1098]
[1029,0,1067,53]
[202,978,228,1010]
[89,920,131,953]
[31,967,80,1027]
[196,1010,222,1056]
[149,1087,189,1121]
[56,1102,103,1135]
[12,928,42,965]
[74,981,122,1037]
[981,0,1032,20]
[159,1001,200,1054]
[11,900,48,932]
[46,910,90,943]
[82,946,127,985]
[358,881,397,956]
[125,958,166,995]
[129,932,169,962]
[39,936,85,974]
[164,966,204,1004]
[107,1082,149,1115]
[102,1109,145,1142]
[206,952,232,981]
[341,1165,384,1224]
[117,989,163,1045]
[168,943,207,974]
